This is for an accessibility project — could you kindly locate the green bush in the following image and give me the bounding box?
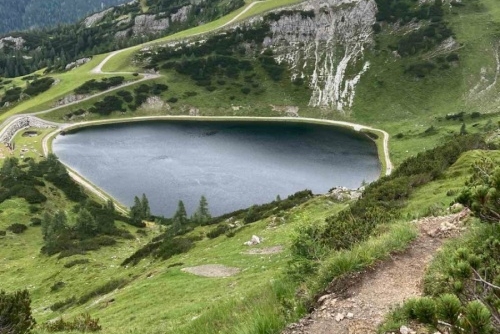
[50,297,76,311]
[7,223,28,234]
[77,279,128,306]
[64,259,90,268]
[436,294,461,327]
[460,301,494,334]
[156,237,194,260]
[207,224,230,239]
[50,281,66,292]
[44,313,102,332]
[0,290,36,333]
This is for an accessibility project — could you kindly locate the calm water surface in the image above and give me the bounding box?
[53,121,380,216]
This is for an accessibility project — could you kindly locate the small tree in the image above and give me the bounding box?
[74,208,98,239]
[460,123,468,135]
[141,193,151,219]
[106,199,115,213]
[192,195,211,225]
[172,200,188,233]
[130,196,143,225]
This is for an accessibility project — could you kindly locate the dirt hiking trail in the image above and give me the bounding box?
[284,209,470,334]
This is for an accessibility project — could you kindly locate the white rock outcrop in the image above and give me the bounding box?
[0,36,25,50]
[265,0,377,112]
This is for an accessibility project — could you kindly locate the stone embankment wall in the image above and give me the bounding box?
[0,117,56,144]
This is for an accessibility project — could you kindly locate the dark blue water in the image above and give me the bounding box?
[53,120,380,216]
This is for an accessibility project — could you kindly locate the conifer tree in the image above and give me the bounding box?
[75,208,97,238]
[172,200,188,233]
[192,195,211,225]
[141,193,151,219]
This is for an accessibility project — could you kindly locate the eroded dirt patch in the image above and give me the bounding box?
[181,264,240,277]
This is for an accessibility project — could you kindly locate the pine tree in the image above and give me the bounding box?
[106,199,115,213]
[141,193,151,219]
[460,123,467,135]
[172,200,188,233]
[130,196,143,225]
[74,208,97,238]
[192,195,211,225]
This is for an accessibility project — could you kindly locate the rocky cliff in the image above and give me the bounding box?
[264,0,376,112]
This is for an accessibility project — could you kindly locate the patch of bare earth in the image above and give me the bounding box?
[181,264,240,277]
[245,246,284,255]
[283,209,470,334]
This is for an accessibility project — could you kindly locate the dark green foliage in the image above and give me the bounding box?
[0,231,6,237]
[43,313,102,332]
[0,289,36,334]
[405,61,437,78]
[30,217,42,226]
[50,281,65,292]
[259,49,285,81]
[156,237,194,260]
[207,224,230,239]
[41,196,127,256]
[0,87,22,105]
[50,297,76,311]
[121,231,196,266]
[24,77,55,96]
[397,22,452,57]
[461,301,494,334]
[7,223,27,234]
[458,167,500,223]
[0,0,129,33]
[37,154,86,202]
[436,294,462,327]
[129,194,149,227]
[191,195,211,225]
[89,96,124,115]
[74,77,124,95]
[172,200,188,233]
[64,259,90,268]
[412,297,437,325]
[77,279,127,306]
[116,90,133,103]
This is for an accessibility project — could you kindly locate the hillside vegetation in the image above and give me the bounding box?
[0,0,500,333]
[0,0,131,34]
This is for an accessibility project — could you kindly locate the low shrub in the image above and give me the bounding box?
[44,313,101,332]
[7,223,28,234]
[50,297,76,311]
[0,290,36,333]
[207,224,230,239]
[77,279,128,306]
[64,259,90,268]
[50,281,66,292]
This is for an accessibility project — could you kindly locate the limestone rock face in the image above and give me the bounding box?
[83,8,114,28]
[0,36,26,50]
[133,14,170,35]
[264,0,377,112]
